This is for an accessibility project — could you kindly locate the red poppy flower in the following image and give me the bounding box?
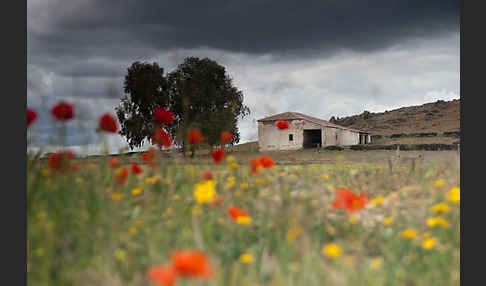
[211,148,226,164]
[332,188,368,212]
[202,171,213,181]
[47,150,74,172]
[276,120,289,129]
[51,102,74,121]
[98,113,118,133]
[27,108,37,127]
[171,250,213,279]
[152,128,172,147]
[115,168,129,185]
[153,107,175,125]
[142,148,159,169]
[250,158,262,174]
[147,265,178,286]
[108,157,119,168]
[227,206,249,221]
[220,131,233,143]
[259,156,275,168]
[187,129,204,144]
[131,163,143,174]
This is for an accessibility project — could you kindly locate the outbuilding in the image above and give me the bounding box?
[257,112,370,151]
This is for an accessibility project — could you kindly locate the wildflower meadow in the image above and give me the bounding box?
[27,104,460,286]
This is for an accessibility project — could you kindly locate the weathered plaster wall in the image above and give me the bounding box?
[258,119,361,150]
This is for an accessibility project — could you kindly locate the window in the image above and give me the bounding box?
[289,134,293,141]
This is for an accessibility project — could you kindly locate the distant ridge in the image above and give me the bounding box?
[329,99,460,136]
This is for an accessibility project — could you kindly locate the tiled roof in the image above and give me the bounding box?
[257,112,366,133]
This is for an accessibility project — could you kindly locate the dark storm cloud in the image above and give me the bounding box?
[29,0,459,60]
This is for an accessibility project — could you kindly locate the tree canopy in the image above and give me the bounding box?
[116,57,250,152]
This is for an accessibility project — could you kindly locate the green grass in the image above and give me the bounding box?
[27,150,460,286]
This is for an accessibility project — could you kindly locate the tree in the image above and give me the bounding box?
[167,57,250,156]
[115,62,171,149]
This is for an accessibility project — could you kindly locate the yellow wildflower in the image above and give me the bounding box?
[255,178,264,185]
[382,217,394,226]
[286,226,304,242]
[128,227,137,235]
[239,253,254,263]
[114,249,126,261]
[193,180,216,204]
[135,220,143,227]
[109,192,124,200]
[145,175,161,184]
[225,176,236,189]
[172,194,180,200]
[41,169,51,176]
[434,180,445,187]
[321,173,329,179]
[322,243,341,258]
[371,196,384,206]
[228,162,239,169]
[370,258,382,270]
[422,237,437,250]
[427,216,450,228]
[162,178,172,186]
[446,187,460,204]
[400,229,417,239]
[131,187,142,196]
[240,183,249,189]
[348,213,359,224]
[430,202,450,213]
[226,155,236,163]
[236,216,252,225]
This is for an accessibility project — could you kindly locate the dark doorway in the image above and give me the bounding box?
[303,129,322,148]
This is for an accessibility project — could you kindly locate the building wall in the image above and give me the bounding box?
[258,119,361,151]
[337,129,360,145]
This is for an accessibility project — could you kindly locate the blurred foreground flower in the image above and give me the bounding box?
[152,128,172,147]
[220,131,233,143]
[109,157,119,168]
[228,206,252,225]
[430,202,450,213]
[322,243,341,258]
[332,188,368,212]
[172,250,213,279]
[131,163,143,174]
[27,108,37,127]
[98,113,118,133]
[147,265,178,286]
[194,180,216,204]
[426,216,450,228]
[422,237,437,250]
[115,168,129,185]
[187,129,204,144]
[211,148,226,163]
[153,107,174,125]
[276,120,289,129]
[400,229,417,239]
[239,253,254,263]
[446,187,460,204]
[47,150,75,172]
[51,102,74,121]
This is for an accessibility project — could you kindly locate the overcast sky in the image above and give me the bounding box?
[27,0,460,154]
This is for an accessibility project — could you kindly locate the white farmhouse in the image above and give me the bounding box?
[257,112,370,151]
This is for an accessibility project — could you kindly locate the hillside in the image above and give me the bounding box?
[330,99,460,136]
